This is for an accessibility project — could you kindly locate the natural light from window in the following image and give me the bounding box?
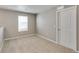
[18,16,28,32]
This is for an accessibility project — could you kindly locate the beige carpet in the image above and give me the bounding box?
[2,36,74,53]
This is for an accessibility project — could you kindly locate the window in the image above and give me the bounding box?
[18,16,28,32]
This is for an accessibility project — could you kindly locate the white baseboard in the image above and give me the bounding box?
[36,34,77,52]
[75,51,79,53]
[36,34,58,44]
[74,50,79,53]
[4,33,78,52]
[5,34,36,40]
[5,33,57,44]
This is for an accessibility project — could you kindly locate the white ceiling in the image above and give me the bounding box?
[0,5,57,14]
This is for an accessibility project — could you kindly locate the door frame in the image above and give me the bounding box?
[56,6,77,50]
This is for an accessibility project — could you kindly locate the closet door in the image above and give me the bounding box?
[57,6,77,50]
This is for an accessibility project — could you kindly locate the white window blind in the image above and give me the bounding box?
[18,16,28,32]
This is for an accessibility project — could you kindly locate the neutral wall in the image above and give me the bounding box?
[77,6,79,51]
[75,6,79,51]
[36,8,56,41]
[0,10,36,38]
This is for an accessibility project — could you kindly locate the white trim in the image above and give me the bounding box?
[5,33,57,44]
[36,34,58,44]
[56,6,77,12]
[4,34,77,52]
[5,34,36,40]
[56,6,77,43]
[36,34,76,52]
[75,51,79,53]
[56,6,77,51]
[56,6,64,10]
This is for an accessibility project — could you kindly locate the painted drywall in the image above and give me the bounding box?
[75,6,79,51]
[0,10,36,39]
[36,8,56,41]
[77,6,79,51]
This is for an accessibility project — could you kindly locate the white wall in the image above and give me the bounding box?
[0,10,36,39]
[77,6,79,51]
[36,8,56,41]
[36,5,79,51]
[73,6,79,51]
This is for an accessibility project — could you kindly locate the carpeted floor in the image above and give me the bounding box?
[2,36,74,53]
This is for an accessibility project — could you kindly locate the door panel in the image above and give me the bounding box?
[58,6,76,50]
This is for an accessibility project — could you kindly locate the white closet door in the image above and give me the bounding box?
[57,6,77,50]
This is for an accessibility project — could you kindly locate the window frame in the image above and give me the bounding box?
[18,16,28,32]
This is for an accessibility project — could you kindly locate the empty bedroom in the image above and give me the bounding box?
[0,5,79,53]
